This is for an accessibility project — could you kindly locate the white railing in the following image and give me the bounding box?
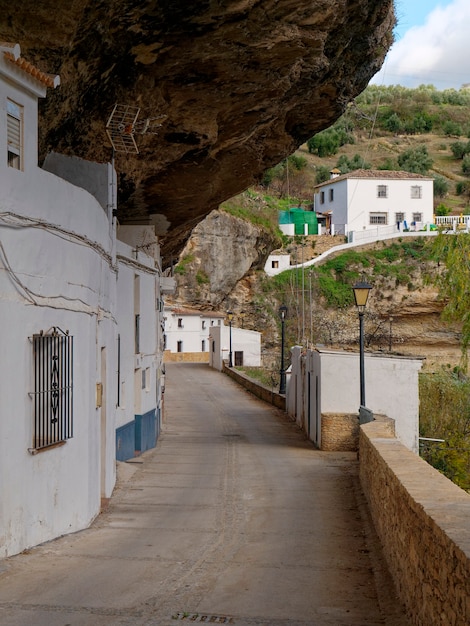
[348,224,399,243]
[435,215,470,231]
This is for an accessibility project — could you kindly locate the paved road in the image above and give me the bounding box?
[0,363,409,625]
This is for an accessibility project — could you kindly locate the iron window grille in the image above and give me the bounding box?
[411,185,422,199]
[370,213,388,225]
[30,328,73,451]
[377,185,388,198]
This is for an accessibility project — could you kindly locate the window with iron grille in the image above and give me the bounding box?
[413,212,423,223]
[411,185,422,199]
[395,212,405,223]
[30,328,73,451]
[370,212,387,225]
[377,185,388,198]
[7,99,22,170]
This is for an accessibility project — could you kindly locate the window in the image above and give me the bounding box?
[202,340,206,352]
[320,191,325,204]
[141,369,146,390]
[134,314,140,353]
[395,212,405,223]
[217,320,221,326]
[177,341,183,353]
[370,213,387,225]
[377,185,388,198]
[329,189,334,202]
[7,99,22,170]
[177,318,183,328]
[31,328,73,451]
[411,185,422,199]
[272,260,279,269]
[202,320,206,329]
[413,212,423,223]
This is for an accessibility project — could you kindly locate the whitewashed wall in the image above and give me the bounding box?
[164,309,223,354]
[286,347,423,452]
[0,166,118,557]
[209,325,261,370]
[116,240,158,429]
[314,176,434,236]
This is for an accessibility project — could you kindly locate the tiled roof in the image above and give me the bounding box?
[1,42,59,89]
[314,169,433,189]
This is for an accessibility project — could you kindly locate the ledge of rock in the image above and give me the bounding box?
[1,0,394,263]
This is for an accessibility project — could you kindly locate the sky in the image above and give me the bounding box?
[370,0,470,89]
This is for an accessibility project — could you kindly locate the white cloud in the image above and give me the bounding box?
[372,0,470,89]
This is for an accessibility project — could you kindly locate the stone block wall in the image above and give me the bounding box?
[222,365,286,411]
[164,351,209,363]
[359,420,470,626]
[320,413,359,451]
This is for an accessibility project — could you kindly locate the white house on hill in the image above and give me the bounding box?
[313,169,434,237]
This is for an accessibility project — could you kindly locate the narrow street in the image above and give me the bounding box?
[0,363,409,625]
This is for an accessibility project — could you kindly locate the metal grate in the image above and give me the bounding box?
[31,328,73,450]
[172,613,235,623]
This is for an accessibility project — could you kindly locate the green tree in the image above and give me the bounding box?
[435,203,451,216]
[432,233,470,363]
[315,165,330,184]
[307,130,340,157]
[336,153,371,174]
[456,180,470,203]
[397,144,433,174]
[462,155,470,175]
[443,120,463,137]
[385,112,403,134]
[433,175,449,198]
[450,141,468,159]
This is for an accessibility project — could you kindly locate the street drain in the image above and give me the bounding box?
[172,612,235,623]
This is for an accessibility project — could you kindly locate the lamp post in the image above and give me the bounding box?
[227,310,233,367]
[352,279,372,408]
[279,305,288,394]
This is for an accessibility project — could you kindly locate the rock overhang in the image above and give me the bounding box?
[0,0,395,263]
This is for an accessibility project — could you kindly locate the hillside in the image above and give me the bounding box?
[168,85,470,373]
[261,84,470,215]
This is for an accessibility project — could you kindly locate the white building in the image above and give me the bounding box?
[0,43,173,557]
[287,347,423,453]
[209,324,262,371]
[164,306,225,361]
[264,252,291,276]
[313,169,434,237]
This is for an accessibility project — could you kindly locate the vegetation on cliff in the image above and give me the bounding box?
[261,84,470,214]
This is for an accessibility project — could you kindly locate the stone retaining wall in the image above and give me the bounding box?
[164,351,209,363]
[222,365,286,411]
[360,419,470,626]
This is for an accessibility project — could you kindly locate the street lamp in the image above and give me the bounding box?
[279,305,288,394]
[352,278,372,408]
[227,310,234,367]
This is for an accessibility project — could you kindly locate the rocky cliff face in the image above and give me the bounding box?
[170,216,463,370]
[1,0,394,262]
[172,209,278,307]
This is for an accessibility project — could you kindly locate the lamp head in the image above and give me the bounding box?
[352,278,372,313]
[278,304,288,320]
[227,310,234,322]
